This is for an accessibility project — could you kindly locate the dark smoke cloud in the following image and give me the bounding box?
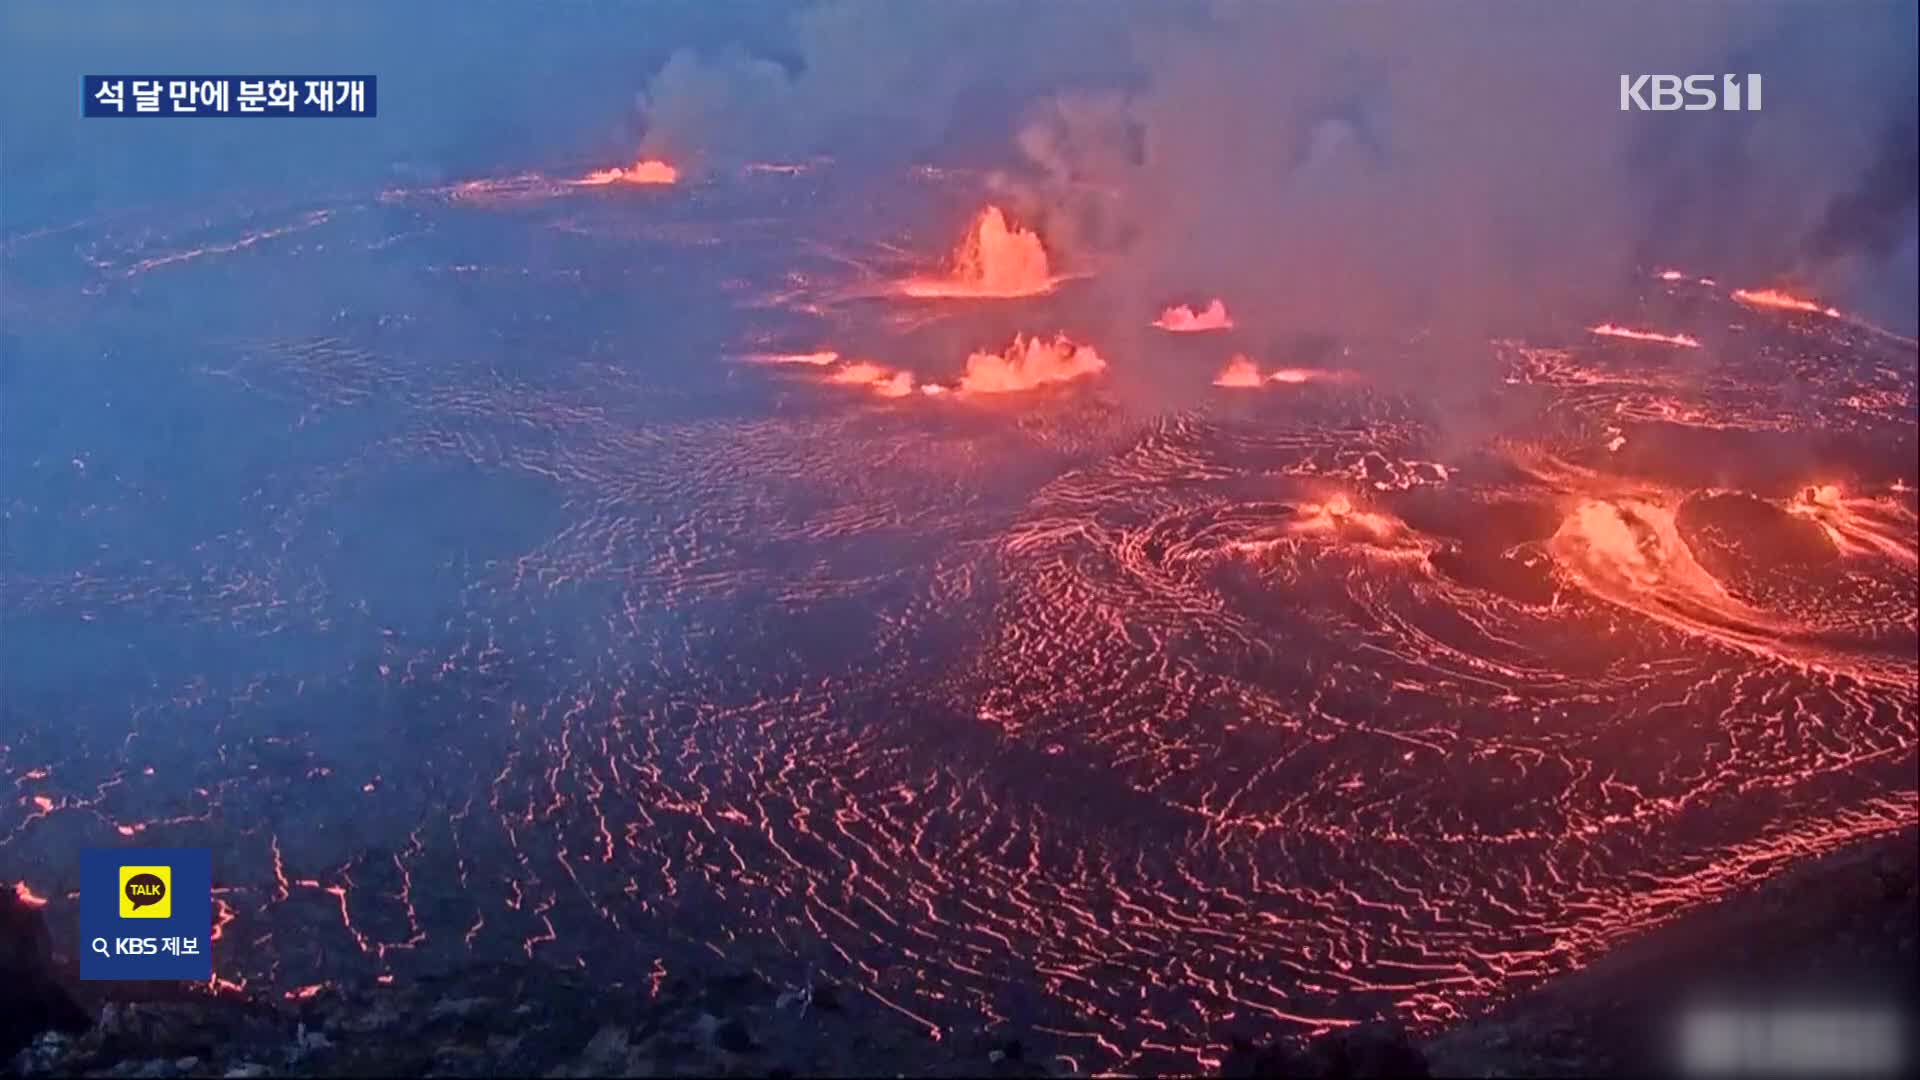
[1615,1,1918,333]
[1810,118,1919,264]
[1798,1,1918,282]
[5,0,1911,338]
[987,5,1723,347]
[631,2,1149,171]
[989,3,1918,346]
[0,1,803,222]
[1800,99,1919,340]
[627,1,1914,343]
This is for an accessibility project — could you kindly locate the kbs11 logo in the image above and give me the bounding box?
[1621,74,1763,112]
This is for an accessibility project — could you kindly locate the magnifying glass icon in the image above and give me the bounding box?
[90,937,111,958]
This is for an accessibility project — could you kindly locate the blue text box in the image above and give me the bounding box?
[80,847,214,981]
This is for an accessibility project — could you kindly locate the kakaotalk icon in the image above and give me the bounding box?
[119,866,170,918]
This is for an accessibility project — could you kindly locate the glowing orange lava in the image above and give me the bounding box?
[750,350,841,367]
[1213,355,1266,388]
[1789,484,1920,567]
[574,159,680,186]
[1267,368,1327,384]
[1653,268,1718,286]
[1588,324,1702,348]
[13,880,49,907]
[1299,492,1414,548]
[1732,288,1840,319]
[1542,494,1840,665]
[1152,299,1234,332]
[1213,355,1350,388]
[958,334,1105,394]
[899,206,1060,298]
[828,360,919,398]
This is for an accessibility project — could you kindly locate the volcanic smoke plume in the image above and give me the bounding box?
[967,2,1920,361]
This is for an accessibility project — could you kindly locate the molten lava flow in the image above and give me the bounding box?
[1729,286,1917,344]
[574,159,679,186]
[1152,299,1234,332]
[1298,492,1411,548]
[1588,324,1702,348]
[790,340,1104,400]
[1653,268,1718,286]
[1549,497,1808,659]
[1732,287,1840,319]
[1213,355,1350,388]
[750,350,841,367]
[1267,368,1326,384]
[1789,484,1920,567]
[13,880,49,907]
[899,206,1059,298]
[433,174,563,204]
[828,360,918,398]
[957,334,1105,394]
[1223,492,1430,563]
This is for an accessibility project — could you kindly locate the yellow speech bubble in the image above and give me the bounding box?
[119,864,171,919]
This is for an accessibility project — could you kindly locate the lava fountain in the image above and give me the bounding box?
[1152,299,1234,332]
[957,334,1106,393]
[827,360,920,398]
[1213,355,1352,388]
[796,335,1104,398]
[573,158,680,186]
[898,206,1063,298]
[1213,355,1266,388]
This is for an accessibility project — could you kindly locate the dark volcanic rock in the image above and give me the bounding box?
[807,981,842,1013]
[1,889,91,1060]
[1221,1024,1430,1079]
[710,1016,757,1054]
[11,833,1911,1078]
[1425,828,1920,1077]
[1302,1023,1430,1078]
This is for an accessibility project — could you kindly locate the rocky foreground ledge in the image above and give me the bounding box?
[7,828,1912,1078]
[3,943,1070,1079]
